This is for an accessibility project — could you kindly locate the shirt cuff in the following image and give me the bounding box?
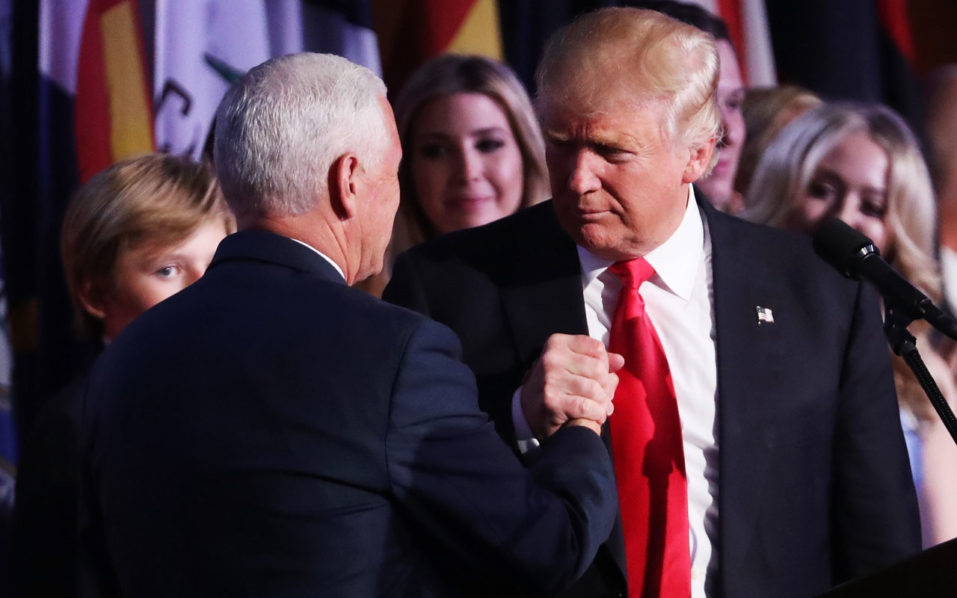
[511,387,541,455]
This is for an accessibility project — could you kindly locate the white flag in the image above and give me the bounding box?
[153,0,303,159]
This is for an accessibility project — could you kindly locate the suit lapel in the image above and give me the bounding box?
[500,205,589,367]
[501,199,789,590]
[705,202,783,585]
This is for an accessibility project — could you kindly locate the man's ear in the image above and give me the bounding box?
[682,136,717,184]
[76,281,107,321]
[329,153,361,220]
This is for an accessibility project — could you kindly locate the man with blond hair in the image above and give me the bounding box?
[78,52,619,597]
[386,8,919,597]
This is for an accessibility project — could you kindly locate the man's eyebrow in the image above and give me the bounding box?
[591,133,639,150]
[544,127,638,150]
[543,128,570,142]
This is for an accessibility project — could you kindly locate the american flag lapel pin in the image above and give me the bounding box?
[756,306,775,325]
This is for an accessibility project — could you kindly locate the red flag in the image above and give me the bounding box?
[709,0,776,86]
[375,0,502,92]
[75,0,154,183]
[877,0,917,66]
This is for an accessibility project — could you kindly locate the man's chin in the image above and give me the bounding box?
[570,226,620,259]
[563,220,648,261]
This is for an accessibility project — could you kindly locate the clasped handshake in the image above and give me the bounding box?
[520,333,625,438]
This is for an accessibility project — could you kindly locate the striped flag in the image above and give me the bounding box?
[301,0,382,75]
[0,1,14,582]
[374,0,503,91]
[692,0,777,86]
[153,0,303,160]
[877,0,916,66]
[153,0,382,161]
[765,0,924,136]
[497,0,613,95]
[75,0,154,183]
[11,0,95,431]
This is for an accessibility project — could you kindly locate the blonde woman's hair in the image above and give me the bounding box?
[744,102,939,300]
[734,85,822,195]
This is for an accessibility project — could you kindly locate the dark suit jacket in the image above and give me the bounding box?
[78,230,618,597]
[14,377,85,598]
[384,198,921,598]
[14,342,101,598]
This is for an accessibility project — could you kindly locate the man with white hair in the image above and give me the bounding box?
[386,8,920,598]
[78,52,618,597]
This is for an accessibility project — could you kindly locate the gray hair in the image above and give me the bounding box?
[214,53,387,218]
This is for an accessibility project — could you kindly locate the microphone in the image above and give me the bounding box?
[812,218,957,340]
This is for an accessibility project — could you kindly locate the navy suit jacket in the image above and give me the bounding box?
[78,230,618,597]
[384,198,921,598]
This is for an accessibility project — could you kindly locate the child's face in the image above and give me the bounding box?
[97,220,228,340]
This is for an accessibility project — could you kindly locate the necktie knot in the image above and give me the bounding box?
[610,257,655,291]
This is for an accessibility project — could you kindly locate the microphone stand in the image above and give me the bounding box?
[884,305,957,447]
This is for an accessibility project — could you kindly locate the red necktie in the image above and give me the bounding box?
[607,258,691,598]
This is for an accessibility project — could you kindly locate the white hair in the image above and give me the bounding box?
[214,53,387,218]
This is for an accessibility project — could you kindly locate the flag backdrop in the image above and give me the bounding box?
[374,0,503,93]
[0,0,14,462]
[764,0,926,143]
[153,0,303,160]
[75,0,155,183]
[153,0,381,161]
[10,0,91,435]
[696,0,776,86]
[498,0,617,96]
[0,0,14,586]
[301,0,381,76]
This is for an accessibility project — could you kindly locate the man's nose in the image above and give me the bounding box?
[568,149,601,195]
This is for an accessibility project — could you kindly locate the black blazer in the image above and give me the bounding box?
[384,198,921,598]
[78,230,618,597]
[14,341,102,598]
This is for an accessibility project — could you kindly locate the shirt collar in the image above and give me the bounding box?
[288,237,346,281]
[577,187,705,300]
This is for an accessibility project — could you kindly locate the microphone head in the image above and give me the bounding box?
[812,218,879,279]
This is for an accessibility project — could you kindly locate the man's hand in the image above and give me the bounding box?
[520,333,624,438]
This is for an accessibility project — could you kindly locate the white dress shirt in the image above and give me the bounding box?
[289,237,346,281]
[512,189,720,597]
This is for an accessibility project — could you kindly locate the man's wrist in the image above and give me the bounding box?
[511,388,541,455]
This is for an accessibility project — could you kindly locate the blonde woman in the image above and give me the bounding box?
[393,54,548,246]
